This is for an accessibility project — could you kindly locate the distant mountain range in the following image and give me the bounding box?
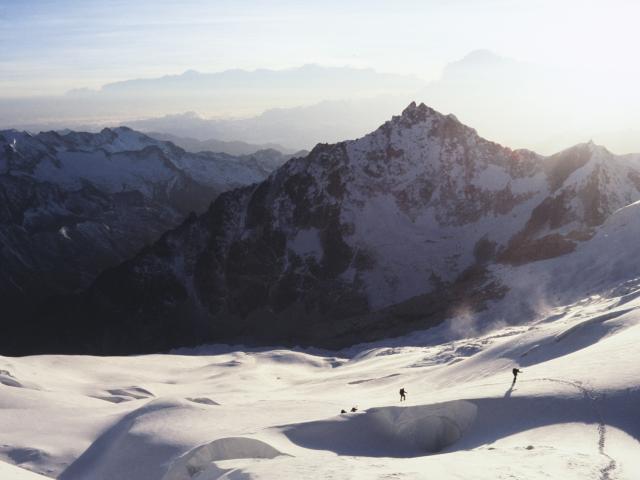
[0,128,292,352]
[19,103,640,355]
[128,97,412,151]
[94,64,423,108]
[145,131,304,157]
[5,55,640,155]
[0,65,424,127]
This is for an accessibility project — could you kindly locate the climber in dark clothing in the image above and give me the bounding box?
[350,406,358,412]
[512,368,522,384]
[399,387,407,402]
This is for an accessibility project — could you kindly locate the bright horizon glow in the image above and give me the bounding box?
[2,0,640,96]
[3,0,640,155]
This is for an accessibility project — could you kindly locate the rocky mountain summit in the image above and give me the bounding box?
[0,127,285,348]
[15,104,640,354]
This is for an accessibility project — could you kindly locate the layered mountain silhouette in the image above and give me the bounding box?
[143,131,302,157]
[127,97,411,151]
[0,65,423,128]
[7,103,640,354]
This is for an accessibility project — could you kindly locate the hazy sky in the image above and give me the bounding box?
[2,0,640,96]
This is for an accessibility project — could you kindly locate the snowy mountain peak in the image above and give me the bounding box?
[0,128,22,139]
[546,140,639,193]
[558,140,610,157]
[385,102,479,146]
[12,105,640,355]
[101,125,135,136]
[398,101,443,125]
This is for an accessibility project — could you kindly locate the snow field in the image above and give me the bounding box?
[0,285,639,479]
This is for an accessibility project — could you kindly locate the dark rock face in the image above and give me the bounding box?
[13,104,640,354]
[0,128,281,354]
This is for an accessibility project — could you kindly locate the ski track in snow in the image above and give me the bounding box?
[537,378,617,480]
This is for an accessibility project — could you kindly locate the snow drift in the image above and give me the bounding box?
[283,401,478,457]
[162,437,286,480]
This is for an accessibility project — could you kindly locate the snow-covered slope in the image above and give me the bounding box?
[38,103,640,354]
[488,198,640,325]
[0,127,283,354]
[1,127,272,199]
[0,277,639,479]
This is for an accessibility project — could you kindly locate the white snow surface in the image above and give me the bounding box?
[1,283,639,479]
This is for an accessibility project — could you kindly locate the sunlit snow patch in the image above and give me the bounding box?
[58,226,71,240]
